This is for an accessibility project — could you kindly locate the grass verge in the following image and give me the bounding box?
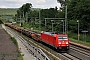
[69,38,90,46]
[10,37,18,47]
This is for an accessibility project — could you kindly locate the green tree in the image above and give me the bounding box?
[16,3,32,18]
[68,0,90,32]
[21,3,32,16]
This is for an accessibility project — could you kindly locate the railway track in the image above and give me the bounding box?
[5,24,90,60]
[70,45,90,57]
[58,53,82,60]
[56,44,90,60]
[69,45,90,60]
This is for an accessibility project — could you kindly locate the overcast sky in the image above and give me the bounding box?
[0,0,61,9]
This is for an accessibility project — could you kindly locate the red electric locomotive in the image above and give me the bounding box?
[41,32,70,50]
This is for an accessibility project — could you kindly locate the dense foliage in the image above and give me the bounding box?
[68,0,90,33]
[16,3,32,19]
[15,1,90,34]
[14,1,90,43]
[57,0,90,43]
[15,3,63,32]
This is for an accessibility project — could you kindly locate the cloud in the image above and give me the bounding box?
[35,0,46,4]
[5,0,28,3]
[0,0,60,9]
[33,0,60,9]
[0,6,7,8]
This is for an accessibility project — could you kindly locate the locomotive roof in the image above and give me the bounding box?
[43,31,67,36]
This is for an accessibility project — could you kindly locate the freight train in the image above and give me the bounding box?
[5,23,70,51]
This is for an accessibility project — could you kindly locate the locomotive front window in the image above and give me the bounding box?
[58,37,62,40]
[63,37,68,40]
[58,36,68,40]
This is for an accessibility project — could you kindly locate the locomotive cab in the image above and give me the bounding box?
[56,34,70,50]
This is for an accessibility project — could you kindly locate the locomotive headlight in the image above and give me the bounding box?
[59,42,61,44]
[66,42,68,44]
